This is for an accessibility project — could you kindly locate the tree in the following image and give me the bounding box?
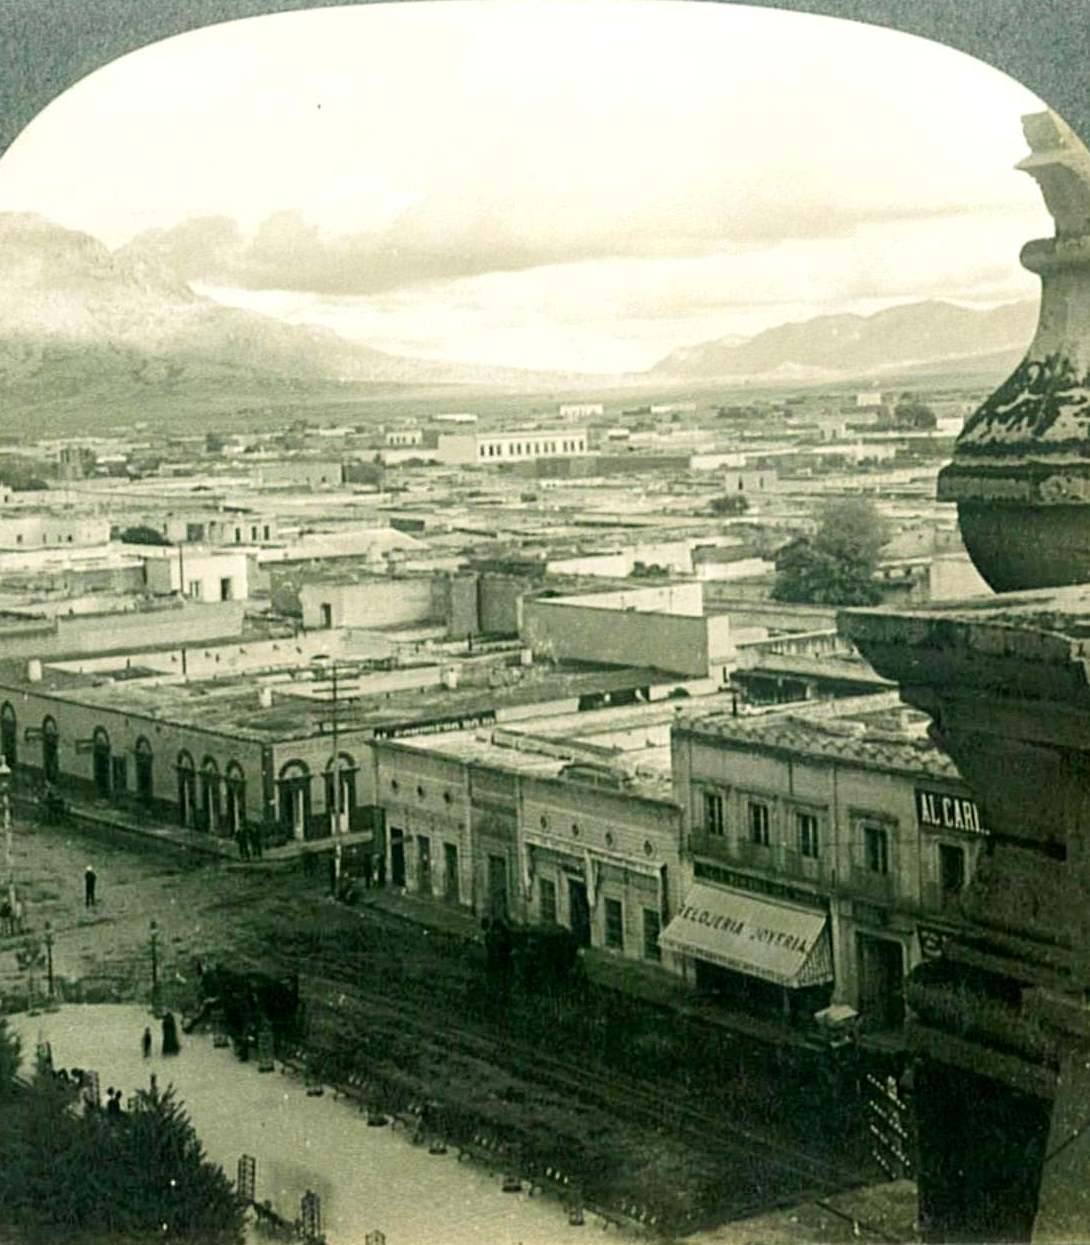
[0,1076,244,1244]
[893,400,937,430]
[709,493,749,516]
[118,525,172,546]
[0,1017,20,1101]
[772,497,890,606]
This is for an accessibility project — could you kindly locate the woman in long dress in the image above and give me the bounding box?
[161,1010,181,1056]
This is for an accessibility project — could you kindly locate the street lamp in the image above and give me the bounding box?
[0,754,14,913]
[149,919,161,1017]
[44,921,54,1000]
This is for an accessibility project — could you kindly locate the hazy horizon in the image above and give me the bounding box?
[0,0,1051,373]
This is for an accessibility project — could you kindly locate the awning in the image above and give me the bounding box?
[660,883,833,988]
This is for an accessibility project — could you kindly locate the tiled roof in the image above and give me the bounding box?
[678,708,960,780]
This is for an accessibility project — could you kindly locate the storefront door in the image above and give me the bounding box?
[857,933,905,1028]
[389,828,406,888]
[568,878,591,947]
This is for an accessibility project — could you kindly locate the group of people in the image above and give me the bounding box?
[327,847,384,900]
[143,1011,181,1057]
[233,825,264,862]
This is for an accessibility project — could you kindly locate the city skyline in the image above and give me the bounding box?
[0,0,1051,372]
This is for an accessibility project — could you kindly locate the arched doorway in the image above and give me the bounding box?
[1,702,15,767]
[323,751,357,835]
[135,736,154,807]
[277,760,311,841]
[225,761,246,834]
[199,757,222,833]
[42,717,59,784]
[92,727,111,799]
[176,750,196,828]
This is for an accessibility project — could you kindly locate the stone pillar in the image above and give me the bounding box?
[838,110,1090,1240]
[841,589,1090,1242]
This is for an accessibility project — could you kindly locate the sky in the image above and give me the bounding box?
[0,0,1052,373]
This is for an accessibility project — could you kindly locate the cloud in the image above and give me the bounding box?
[124,192,1036,300]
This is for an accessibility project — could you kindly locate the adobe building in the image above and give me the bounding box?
[670,694,988,1026]
[0,637,694,855]
[371,725,684,968]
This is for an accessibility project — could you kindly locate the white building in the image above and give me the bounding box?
[437,429,588,466]
[140,546,250,602]
[558,403,604,420]
[385,428,424,447]
[0,514,111,550]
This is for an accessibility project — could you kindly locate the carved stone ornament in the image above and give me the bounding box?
[939,111,1090,590]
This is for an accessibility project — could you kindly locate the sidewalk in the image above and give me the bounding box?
[20,792,377,866]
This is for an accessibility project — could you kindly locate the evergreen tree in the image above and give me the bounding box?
[0,1016,20,1100]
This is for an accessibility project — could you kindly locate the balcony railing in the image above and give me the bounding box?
[781,849,829,885]
[850,866,897,905]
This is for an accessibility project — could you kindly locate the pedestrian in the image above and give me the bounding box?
[161,1010,181,1057]
[328,851,338,899]
[235,828,250,862]
[376,852,387,888]
[249,826,263,860]
[106,1088,122,1118]
[362,852,373,890]
[84,864,96,908]
[142,1027,152,1059]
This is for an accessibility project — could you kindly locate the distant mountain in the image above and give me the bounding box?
[651,300,1039,381]
[0,213,612,429]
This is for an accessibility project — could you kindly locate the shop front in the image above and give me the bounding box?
[660,883,834,1021]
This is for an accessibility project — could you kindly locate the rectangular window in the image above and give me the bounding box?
[748,800,770,846]
[703,790,725,835]
[263,525,271,539]
[643,908,661,961]
[939,843,966,892]
[864,824,890,875]
[539,877,557,925]
[604,898,624,950]
[798,812,820,859]
[188,580,201,600]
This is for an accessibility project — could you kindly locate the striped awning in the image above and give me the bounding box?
[660,883,833,988]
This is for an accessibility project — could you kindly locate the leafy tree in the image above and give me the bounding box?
[772,497,889,606]
[709,493,749,516]
[893,400,937,430]
[118,525,173,546]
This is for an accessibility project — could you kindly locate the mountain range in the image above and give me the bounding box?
[650,299,1038,380]
[0,213,1039,431]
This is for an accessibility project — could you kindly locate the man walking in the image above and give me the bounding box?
[84,864,97,908]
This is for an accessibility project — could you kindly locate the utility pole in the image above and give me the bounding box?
[0,754,14,912]
[332,662,341,834]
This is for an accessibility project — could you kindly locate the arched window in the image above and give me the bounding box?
[135,736,154,806]
[42,716,59,784]
[225,761,246,833]
[176,749,196,828]
[277,760,311,840]
[1,702,16,768]
[199,756,222,833]
[323,751,357,834]
[92,726,111,798]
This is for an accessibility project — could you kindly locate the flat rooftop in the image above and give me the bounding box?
[0,657,670,743]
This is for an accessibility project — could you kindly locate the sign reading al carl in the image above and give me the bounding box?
[915,786,988,835]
